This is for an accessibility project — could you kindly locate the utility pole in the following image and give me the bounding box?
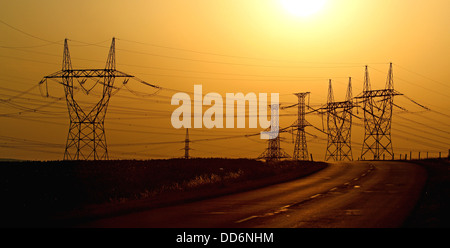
[356,63,402,160]
[39,38,159,160]
[325,78,354,161]
[292,92,311,161]
[184,128,191,159]
[258,104,290,162]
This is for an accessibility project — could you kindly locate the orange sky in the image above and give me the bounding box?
[0,0,449,160]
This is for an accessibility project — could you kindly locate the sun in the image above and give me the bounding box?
[280,0,327,18]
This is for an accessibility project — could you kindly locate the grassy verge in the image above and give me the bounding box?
[0,158,326,227]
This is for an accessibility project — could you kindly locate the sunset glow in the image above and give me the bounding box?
[0,0,449,231]
[280,0,327,17]
[0,0,449,162]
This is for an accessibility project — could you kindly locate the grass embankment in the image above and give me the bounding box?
[0,158,326,227]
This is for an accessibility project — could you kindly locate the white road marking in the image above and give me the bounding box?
[235,165,375,224]
[310,194,321,199]
[235,204,293,223]
[235,215,258,223]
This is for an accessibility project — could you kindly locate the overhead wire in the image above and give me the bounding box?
[0,19,61,45]
[1,32,450,159]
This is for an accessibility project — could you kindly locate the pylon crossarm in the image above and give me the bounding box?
[356,89,403,99]
[327,101,354,109]
[44,69,135,79]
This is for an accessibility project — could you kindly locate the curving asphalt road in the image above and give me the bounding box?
[78,161,427,228]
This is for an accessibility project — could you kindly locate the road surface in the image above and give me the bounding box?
[77,161,426,228]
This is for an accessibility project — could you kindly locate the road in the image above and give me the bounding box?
[77,161,427,228]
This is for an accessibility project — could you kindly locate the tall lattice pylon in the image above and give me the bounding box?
[292,92,310,161]
[325,78,354,161]
[356,63,402,160]
[39,38,159,160]
[258,104,290,162]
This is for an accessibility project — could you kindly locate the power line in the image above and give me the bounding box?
[0,19,61,44]
[0,46,354,82]
[119,38,390,66]
[2,34,450,160]
[395,114,450,135]
[394,63,450,90]
[68,39,368,69]
[370,65,450,99]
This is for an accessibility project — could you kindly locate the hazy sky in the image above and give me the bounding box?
[0,0,449,160]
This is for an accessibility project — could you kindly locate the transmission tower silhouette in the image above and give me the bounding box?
[39,38,159,160]
[324,78,354,161]
[258,104,290,162]
[183,128,191,159]
[292,92,310,161]
[356,63,402,160]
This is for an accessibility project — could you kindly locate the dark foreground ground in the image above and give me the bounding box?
[403,159,450,227]
[0,158,448,228]
[0,158,326,227]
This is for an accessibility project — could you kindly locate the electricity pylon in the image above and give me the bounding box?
[258,104,290,162]
[184,128,191,159]
[356,63,402,160]
[292,92,310,161]
[39,38,159,160]
[325,78,354,161]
